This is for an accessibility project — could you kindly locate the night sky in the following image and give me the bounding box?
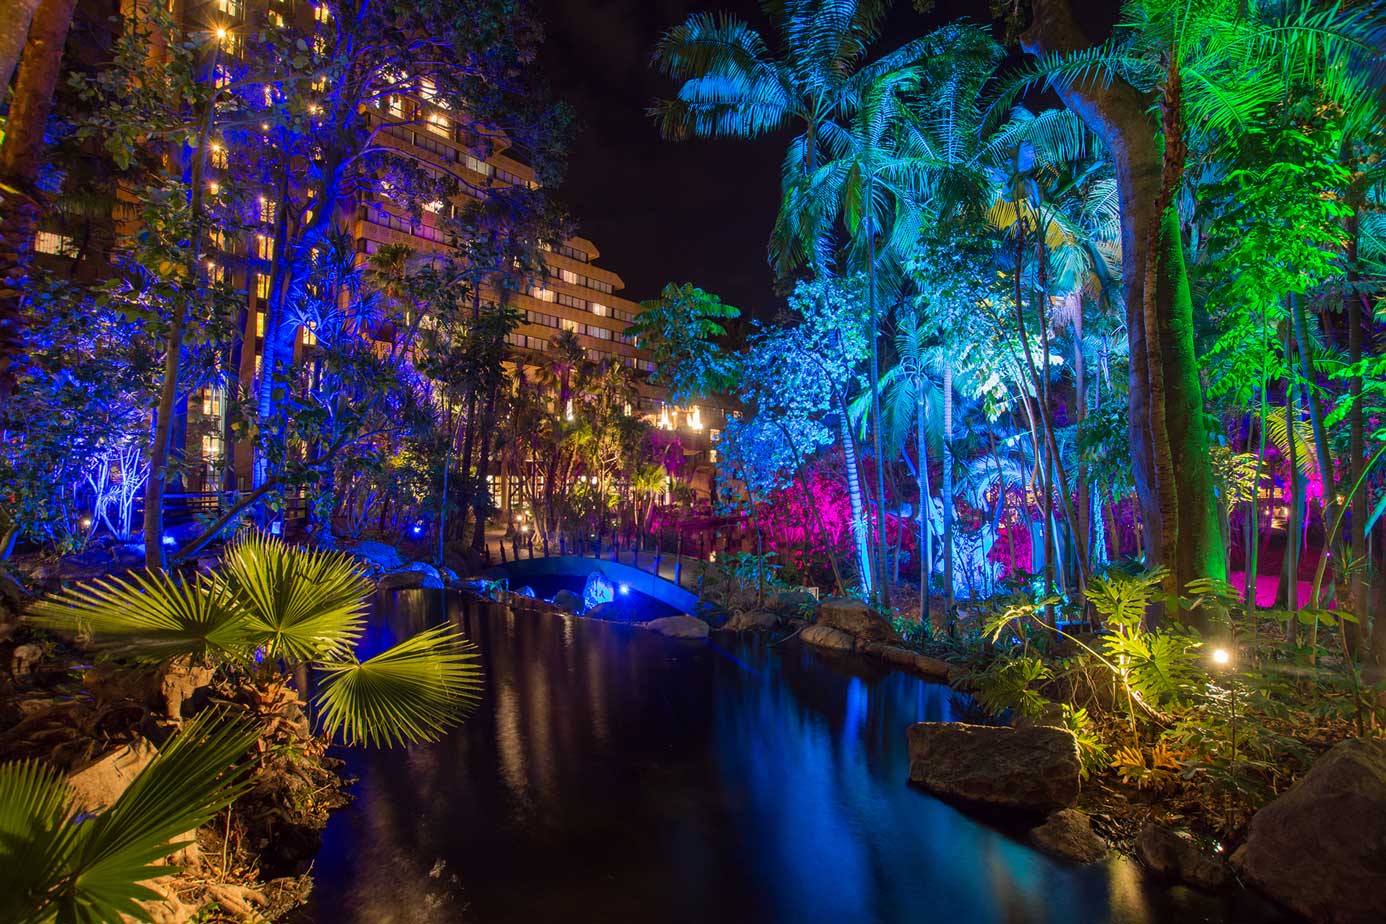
[535,1,1120,319]
[535,0,1000,318]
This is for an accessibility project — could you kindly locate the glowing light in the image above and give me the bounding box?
[1212,648,1231,666]
[619,583,629,595]
[215,26,227,40]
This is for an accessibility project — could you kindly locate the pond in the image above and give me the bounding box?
[299,589,1275,924]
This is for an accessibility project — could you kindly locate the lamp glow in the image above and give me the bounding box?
[215,26,228,39]
[1212,648,1230,666]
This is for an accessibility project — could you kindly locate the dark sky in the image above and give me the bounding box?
[534,1,1112,316]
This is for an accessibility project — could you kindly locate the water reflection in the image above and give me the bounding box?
[301,590,1274,924]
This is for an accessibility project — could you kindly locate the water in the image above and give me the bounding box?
[302,590,1274,924]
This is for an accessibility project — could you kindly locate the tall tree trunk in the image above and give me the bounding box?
[143,45,219,569]
[941,358,956,626]
[0,0,43,103]
[865,188,890,608]
[918,371,931,628]
[1072,292,1091,575]
[838,400,873,596]
[0,0,76,393]
[1291,293,1339,615]
[1346,217,1368,636]
[1023,3,1225,626]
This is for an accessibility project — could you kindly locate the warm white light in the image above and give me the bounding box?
[215,27,227,40]
[1212,648,1231,666]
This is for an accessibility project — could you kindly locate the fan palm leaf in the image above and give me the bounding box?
[0,710,257,924]
[26,570,252,662]
[315,625,483,749]
[220,533,370,663]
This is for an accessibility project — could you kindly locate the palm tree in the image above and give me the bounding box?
[29,533,482,748]
[1019,0,1384,617]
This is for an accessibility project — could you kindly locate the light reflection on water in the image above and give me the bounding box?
[300,590,1276,924]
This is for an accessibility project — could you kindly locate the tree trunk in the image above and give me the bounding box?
[143,45,219,569]
[0,0,43,103]
[918,372,931,628]
[0,0,76,393]
[838,401,873,596]
[1072,291,1091,575]
[1023,2,1225,625]
[942,358,956,626]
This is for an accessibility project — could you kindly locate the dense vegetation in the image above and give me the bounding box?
[0,0,1384,919]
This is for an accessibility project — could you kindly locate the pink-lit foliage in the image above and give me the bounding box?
[754,452,916,584]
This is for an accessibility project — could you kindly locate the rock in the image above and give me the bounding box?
[641,615,710,639]
[723,610,780,632]
[910,653,956,684]
[10,642,43,677]
[346,540,404,573]
[440,566,460,585]
[1014,702,1067,730]
[800,623,857,652]
[816,597,901,643]
[766,590,818,616]
[399,561,445,589]
[68,737,158,813]
[1031,809,1108,864]
[906,722,1081,812]
[1136,823,1229,891]
[552,589,583,613]
[1231,737,1386,923]
[378,570,425,590]
[582,571,615,609]
[157,656,214,718]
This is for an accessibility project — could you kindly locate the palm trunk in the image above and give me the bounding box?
[1024,3,1225,626]
[918,373,931,628]
[942,358,956,626]
[838,400,873,596]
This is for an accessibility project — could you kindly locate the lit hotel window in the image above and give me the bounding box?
[314,3,330,23]
[258,196,276,223]
[217,0,241,16]
[34,231,76,257]
[426,112,451,138]
[255,311,265,337]
[255,273,270,299]
[209,141,227,168]
[590,302,607,317]
[302,323,318,346]
[256,234,273,260]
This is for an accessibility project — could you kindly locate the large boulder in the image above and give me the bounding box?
[346,540,404,573]
[1030,809,1108,864]
[723,610,780,632]
[640,615,710,639]
[399,561,445,589]
[800,623,856,652]
[1231,737,1386,924]
[816,598,901,643]
[378,570,425,590]
[582,571,615,610]
[1135,823,1228,891]
[68,738,158,813]
[552,589,583,613]
[906,722,1081,812]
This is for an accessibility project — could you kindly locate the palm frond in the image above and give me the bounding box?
[315,625,483,748]
[26,570,252,662]
[220,533,371,663]
[1,711,257,924]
